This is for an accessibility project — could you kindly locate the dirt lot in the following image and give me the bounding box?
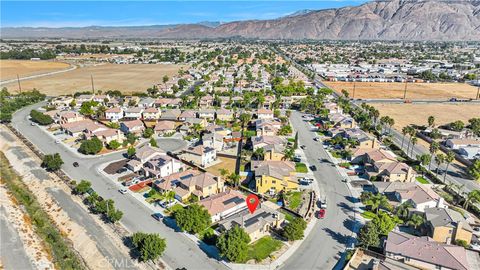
[371,103,480,129]
[325,81,479,100]
[0,60,71,81]
[2,63,185,95]
[206,156,237,177]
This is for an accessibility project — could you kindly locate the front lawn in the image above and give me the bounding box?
[295,162,308,173]
[285,191,303,211]
[247,236,283,262]
[279,209,295,223]
[416,176,429,184]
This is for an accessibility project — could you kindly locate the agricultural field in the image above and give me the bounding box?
[371,103,480,129]
[0,60,71,81]
[1,63,185,95]
[325,81,479,100]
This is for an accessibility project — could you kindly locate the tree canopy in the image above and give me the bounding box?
[174,203,211,234]
[41,153,63,171]
[216,226,250,263]
[132,232,167,262]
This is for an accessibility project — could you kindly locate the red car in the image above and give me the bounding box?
[317,209,326,219]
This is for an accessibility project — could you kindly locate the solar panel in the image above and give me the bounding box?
[223,197,244,205]
[180,174,193,180]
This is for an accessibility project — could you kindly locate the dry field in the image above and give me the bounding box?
[2,63,185,95]
[0,60,71,81]
[325,81,479,100]
[371,103,480,129]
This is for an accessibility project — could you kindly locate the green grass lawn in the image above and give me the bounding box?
[279,209,295,223]
[286,191,303,211]
[416,176,430,184]
[295,162,308,173]
[361,211,377,219]
[247,236,283,262]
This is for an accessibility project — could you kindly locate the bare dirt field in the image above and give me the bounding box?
[0,60,71,81]
[371,103,480,129]
[2,63,185,95]
[325,81,479,100]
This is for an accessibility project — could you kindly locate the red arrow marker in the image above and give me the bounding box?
[246,194,259,214]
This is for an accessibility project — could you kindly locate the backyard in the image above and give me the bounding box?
[247,236,283,262]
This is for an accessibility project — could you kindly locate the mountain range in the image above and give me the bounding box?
[2,0,479,41]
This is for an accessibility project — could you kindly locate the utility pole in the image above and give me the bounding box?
[16,74,22,93]
[403,79,408,100]
[90,75,95,94]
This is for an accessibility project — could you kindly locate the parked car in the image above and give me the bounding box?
[300,145,306,149]
[317,209,326,219]
[309,165,317,171]
[119,188,128,194]
[319,199,327,209]
[152,213,164,221]
[293,157,301,162]
[72,162,79,167]
[55,140,61,144]
[30,122,36,126]
[313,137,319,141]
[299,177,314,185]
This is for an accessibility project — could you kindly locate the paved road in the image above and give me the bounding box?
[280,111,357,270]
[12,103,227,270]
[0,207,35,270]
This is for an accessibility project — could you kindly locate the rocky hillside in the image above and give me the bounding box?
[2,0,479,40]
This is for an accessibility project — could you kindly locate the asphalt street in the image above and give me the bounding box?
[280,111,357,270]
[12,103,227,270]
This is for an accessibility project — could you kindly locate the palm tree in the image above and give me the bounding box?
[401,126,408,149]
[427,116,435,128]
[428,141,440,171]
[387,117,395,134]
[435,154,446,177]
[444,151,455,183]
[282,147,295,161]
[417,154,431,177]
[463,190,480,210]
[365,194,390,214]
[407,214,424,231]
[252,147,265,160]
[410,136,418,157]
[228,173,241,188]
[219,168,230,178]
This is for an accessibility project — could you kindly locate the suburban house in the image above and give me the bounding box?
[153,170,224,201]
[154,121,176,136]
[252,136,286,161]
[160,109,181,121]
[424,207,473,245]
[120,120,145,135]
[198,189,247,222]
[75,94,94,105]
[384,231,470,270]
[182,145,217,167]
[126,144,165,172]
[138,97,155,108]
[446,138,480,150]
[93,94,110,104]
[252,160,298,195]
[257,108,274,120]
[61,119,103,137]
[105,107,124,122]
[202,132,225,152]
[199,95,214,108]
[373,182,445,211]
[324,102,343,114]
[142,107,161,120]
[90,128,125,145]
[49,96,74,109]
[123,96,140,106]
[255,119,282,136]
[329,113,356,129]
[217,204,285,242]
[198,109,216,120]
[124,107,144,120]
[141,153,184,178]
[59,111,84,124]
[216,108,234,121]
[178,110,197,121]
[336,128,380,149]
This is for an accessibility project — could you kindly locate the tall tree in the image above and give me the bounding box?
[463,190,480,209]
[444,151,455,183]
[435,154,446,177]
[216,226,250,263]
[427,116,435,128]
[132,232,167,262]
[428,141,440,171]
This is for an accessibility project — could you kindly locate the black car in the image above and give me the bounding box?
[309,165,317,171]
[73,162,79,167]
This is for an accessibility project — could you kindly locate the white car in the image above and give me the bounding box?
[119,188,128,194]
[55,140,61,144]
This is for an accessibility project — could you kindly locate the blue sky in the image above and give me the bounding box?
[1,1,368,27]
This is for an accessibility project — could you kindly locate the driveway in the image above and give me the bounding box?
[12,102,227,270]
